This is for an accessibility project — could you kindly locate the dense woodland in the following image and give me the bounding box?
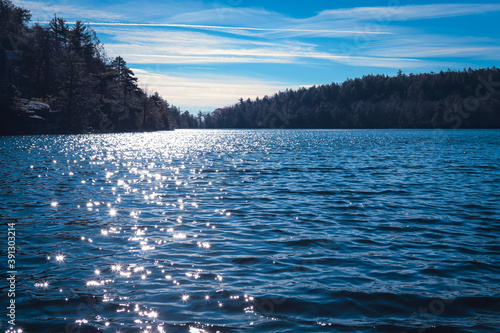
[205,67,500,129]
[0,0,197,135]
[1,0,499,135]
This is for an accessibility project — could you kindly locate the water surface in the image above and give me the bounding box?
[1,129,499,332]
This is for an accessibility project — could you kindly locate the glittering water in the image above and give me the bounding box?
[1,129,500,333]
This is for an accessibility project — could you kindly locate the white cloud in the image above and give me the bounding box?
[15,0,123,22]
[132,69,310,110]
[317,3,500,21]
[99,27,418,67]
[101,32,421,68]
[88,21,391,37]
[360,35,500,60]
[100,28,315,64]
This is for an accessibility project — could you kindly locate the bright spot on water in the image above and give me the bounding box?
[197,242,210,249]
[189,327,208,333]
[95,269,100,275]
[55,254,65,262]
[146,311,158,318]
[86,280,102,287]
[109,208,117,217]
[173,233,186,239]
[51,201,58,207]
[181,294,189,302]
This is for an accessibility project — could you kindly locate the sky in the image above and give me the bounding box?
[14,0,500,112]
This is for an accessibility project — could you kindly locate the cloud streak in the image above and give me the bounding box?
[100,27,423,68]
[317,3,500,21]
[15,0,123,21]
[361,35,500,61]
[88,22,392,36]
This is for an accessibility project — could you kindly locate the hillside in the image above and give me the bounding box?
[204,68,500,129]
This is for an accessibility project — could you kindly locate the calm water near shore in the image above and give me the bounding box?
[1,129,499,332]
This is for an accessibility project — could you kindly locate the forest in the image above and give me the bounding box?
[1,0,499,135]
[0,0,198,135]
[204,67,500,129]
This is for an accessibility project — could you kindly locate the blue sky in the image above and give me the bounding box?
[15,0,500,112]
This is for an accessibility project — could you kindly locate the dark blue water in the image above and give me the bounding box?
[1,129,499,333]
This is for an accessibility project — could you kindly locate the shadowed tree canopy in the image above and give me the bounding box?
[111,55,138,94]
[204,68,500,129]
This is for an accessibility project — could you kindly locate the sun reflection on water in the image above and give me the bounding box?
[17,131,330,331]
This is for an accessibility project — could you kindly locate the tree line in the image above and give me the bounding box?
[203,68,500,129]
[0,0,198,135]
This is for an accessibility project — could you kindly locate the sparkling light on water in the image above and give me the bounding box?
[4,130,500,332]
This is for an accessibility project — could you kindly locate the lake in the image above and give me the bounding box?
[1,129,499,332]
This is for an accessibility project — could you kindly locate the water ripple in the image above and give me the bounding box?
[1,129,499,332]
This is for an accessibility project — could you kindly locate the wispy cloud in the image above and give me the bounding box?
[162,6,396,38]
[100,27,421,67]
[361,35,500,60]
[99,27,312,64]
[132,69,309,110]
[317,3,500,21]
[15,0,123,22]
[89,22,391,36]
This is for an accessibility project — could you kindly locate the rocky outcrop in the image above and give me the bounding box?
[20,99,51,116]
[0,46,64,135]
[1,98,64,135]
